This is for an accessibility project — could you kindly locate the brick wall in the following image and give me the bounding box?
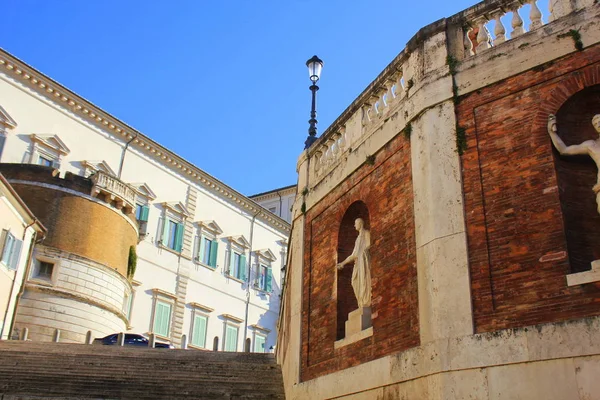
[301,132,418,382]
[0,164,137,277]
[458,44,600,333]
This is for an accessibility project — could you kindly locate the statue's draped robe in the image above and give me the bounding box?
[351,229,371,308]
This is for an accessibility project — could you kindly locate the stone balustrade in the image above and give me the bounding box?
[91,171,136,213]
[306,0,591,186]
[311,54,411,181]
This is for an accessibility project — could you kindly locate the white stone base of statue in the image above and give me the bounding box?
[334,307,373,349]
[566,259,600,286]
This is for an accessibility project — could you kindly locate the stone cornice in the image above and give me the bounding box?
[0,48,290,235]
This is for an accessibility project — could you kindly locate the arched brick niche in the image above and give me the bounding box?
[553,85,600,273]
[336,201,369,340]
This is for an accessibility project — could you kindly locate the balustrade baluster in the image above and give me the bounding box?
[476,18,492,52]
[493,12,507,45]
[464,27,475,57]
[338,127,347,151]
[529,0,543,30]
[511,6,525,38]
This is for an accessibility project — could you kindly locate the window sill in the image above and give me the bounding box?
[193,260,217,271]
[158,244,182,257]
[253,286,272,295]
[225,274,246,285]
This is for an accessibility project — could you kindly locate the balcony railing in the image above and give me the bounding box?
[91,171,136,213]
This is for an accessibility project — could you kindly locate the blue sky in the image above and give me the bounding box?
[3,0,549,195]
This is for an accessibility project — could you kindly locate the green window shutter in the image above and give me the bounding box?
[209,240,218,268]
[192,315,207,348]
[198,236,206,261]
[139,205,150,222]
[225,325,238,351]
[266,267,273,292]
[154,301,171,337]
[254,335,266,353]
[174,223,184,252]
[160,218,169,245]
[239,254,247,281]
[9,239,22,271]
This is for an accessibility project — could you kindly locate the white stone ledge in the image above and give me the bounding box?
[291,316,600,399]
[566,260,600,286]
[334,327,373,349]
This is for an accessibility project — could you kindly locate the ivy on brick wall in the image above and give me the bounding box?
[127,246,137,280]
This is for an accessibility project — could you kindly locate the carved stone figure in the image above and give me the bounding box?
[548,113,600,214]
[337,218,371,308]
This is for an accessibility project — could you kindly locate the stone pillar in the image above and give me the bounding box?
[410,101,473,343]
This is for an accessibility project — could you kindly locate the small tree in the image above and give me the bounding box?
[127,246,137,280]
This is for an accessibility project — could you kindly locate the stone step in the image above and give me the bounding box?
[0,341,284,399]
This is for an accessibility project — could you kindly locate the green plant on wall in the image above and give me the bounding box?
[127,245,137,280]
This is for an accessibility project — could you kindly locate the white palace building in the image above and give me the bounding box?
[0,47,290,353]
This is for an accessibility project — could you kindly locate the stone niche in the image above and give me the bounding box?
[336,201,371,343]
[553,84,600,274]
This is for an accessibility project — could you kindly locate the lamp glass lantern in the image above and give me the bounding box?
[306,55,324,83]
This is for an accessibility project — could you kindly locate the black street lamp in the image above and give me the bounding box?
[304,55,324,150]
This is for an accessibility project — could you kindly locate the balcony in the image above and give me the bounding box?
[90,171,136,214]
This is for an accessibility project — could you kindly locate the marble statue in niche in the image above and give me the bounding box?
[548,113,600,214]
[337,218,372,337]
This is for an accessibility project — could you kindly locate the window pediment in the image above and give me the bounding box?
[256,248,277,262]
[81,160,116,177]
[130,182,157,201]
[197,220,223,236]
[228,235,250,249]
[30,134,70,155]
[162,201,190,218]
[0,105,17,129]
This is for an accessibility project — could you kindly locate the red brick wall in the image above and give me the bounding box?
[458,45,600,333]
[301,133,418,382]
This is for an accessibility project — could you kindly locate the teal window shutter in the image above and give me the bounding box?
[209,240,218,268]
[225,325,238,351]
[9,239,22,271]
[266,267,273,292]
[139,205,150,222]
[174,223,184,252]
[154,301,171,337]
[239,254,247,281]
[254,335,266,353]
[192,315,207,347]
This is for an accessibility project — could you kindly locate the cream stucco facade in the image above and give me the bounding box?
[0,48,290,352]
[0,174,45,340]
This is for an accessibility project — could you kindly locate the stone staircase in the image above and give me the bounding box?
[0,340,285,399]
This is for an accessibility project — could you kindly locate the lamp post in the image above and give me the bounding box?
[304,55,324,149]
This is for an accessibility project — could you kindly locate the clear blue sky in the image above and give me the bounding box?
[3,0,549,196]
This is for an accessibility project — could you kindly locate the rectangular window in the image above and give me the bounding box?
[254,335,266,353]
[191,314,208,348]
[38,155,53,167]
[135,204,150,222]
[224,325,238,351]
[0,230,22,271]
[161,219,183,252]
[37,261,54,278]
[153,300,172,337]
[256,264,273,292]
